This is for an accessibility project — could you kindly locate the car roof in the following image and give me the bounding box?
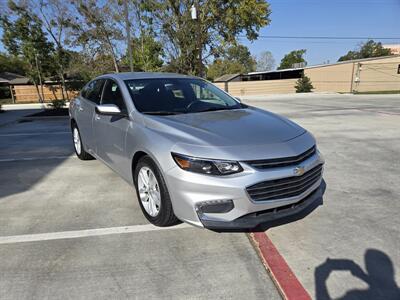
[97,72,199,81]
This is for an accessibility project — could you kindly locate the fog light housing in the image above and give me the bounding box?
[195,199,234,214]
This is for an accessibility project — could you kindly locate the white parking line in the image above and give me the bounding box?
[0,156,74,162]
[0,131,70,137]
[0,223,192,245]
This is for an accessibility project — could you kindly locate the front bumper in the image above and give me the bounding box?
[164,150,325,229]
[201,181,325,230]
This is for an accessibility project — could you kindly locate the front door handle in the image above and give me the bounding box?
[78,107,84,112]
[95,114,101,120]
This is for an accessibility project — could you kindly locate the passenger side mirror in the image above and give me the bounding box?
[235,97,242,103]
[95,104,128,117]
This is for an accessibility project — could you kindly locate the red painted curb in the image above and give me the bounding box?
[250,232,311,300]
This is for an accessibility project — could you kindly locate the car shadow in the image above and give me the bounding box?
[0,118,74,199]
[315,249,400,300]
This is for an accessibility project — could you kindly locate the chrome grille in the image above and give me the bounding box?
[246,164,323,202]
[244,146,316,169]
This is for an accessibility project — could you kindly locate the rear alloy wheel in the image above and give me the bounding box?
[134,156,179,226]
[72,124,93,160]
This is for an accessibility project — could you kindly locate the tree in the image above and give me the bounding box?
[37,0,73,101]
[295,75,314,93]
[278,49,307,70]
[69,0,123,73]
[121,34,164,72]
[149,0,271,76]
[338,40,392,62]
[0,52,27,75]
[256,50,275,71]
[207,44,256,80]
[0,1,55,102]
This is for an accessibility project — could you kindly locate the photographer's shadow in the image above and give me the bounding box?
[315,249,400,300]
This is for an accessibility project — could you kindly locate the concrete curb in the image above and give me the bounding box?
[248,232,311,300]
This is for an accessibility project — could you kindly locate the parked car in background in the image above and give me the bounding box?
[69,72,325,229]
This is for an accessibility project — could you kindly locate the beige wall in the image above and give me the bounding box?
[224,79,297,96]
[355,56,400,92]
[213,82,226,90]
[214,56,400,95]
[305,56,400,93]
[304,63,354,93]
[13,85,78,103]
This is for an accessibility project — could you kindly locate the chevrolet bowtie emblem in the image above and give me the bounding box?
[294,166,305,176]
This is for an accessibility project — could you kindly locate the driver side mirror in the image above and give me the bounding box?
[95,104,128,117]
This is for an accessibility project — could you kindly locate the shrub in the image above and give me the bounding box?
[49,99,66,110]
[295,75,314,93]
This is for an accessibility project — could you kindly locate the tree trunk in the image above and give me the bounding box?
[59,69,68,101]
[32,79,43,103]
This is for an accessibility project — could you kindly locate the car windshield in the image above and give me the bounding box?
[124,78,243,115]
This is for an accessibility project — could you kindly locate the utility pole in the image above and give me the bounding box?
[124,0,134,72]
[191,3,203,77]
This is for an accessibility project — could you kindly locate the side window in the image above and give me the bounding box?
[80,83,89,98]
[86,79,105,104]
[101,80,127,112]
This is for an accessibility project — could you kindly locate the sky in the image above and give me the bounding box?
[240,0,400,67]
[0,0,399,68]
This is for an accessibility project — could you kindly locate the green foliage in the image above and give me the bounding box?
[121,34,164,72]
[0,1,55,93]
[149,0,271,76]
[69,0,123,73]
[0,86,11,100]
[338,40,392,62]
[207,44,256,80]
[295,75,314,93]
[0,53,27,75]
[278,49,307,70]
[49,99,66,109]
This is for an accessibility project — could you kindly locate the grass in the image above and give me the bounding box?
[353,90,400,95]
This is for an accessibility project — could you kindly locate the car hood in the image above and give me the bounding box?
[143,106,306,147]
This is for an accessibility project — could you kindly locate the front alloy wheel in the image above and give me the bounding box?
[134,156,179,226]
[138,167,161,217]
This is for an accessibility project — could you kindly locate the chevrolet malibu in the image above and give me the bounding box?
[69,72,325,229]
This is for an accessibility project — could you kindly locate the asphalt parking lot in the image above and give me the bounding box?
[1,93,399,300]
[0,116,279,299]
[245,93,400,299]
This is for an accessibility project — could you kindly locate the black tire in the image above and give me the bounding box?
[71,123,94,160]
[134,156,180,227]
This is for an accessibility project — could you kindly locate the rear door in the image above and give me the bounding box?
[75,79,105,153]
[93,79,131,178]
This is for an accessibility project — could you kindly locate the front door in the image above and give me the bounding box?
[93,79,131,178]
[76,79,105,152]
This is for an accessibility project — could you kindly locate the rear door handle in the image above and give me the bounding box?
[95,114,101,120]
[78,107,84,112]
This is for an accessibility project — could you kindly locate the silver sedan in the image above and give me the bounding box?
[69,72,325,230]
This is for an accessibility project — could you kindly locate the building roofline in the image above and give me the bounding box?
[304,54,400,70]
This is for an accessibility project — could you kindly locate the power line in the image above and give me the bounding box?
[240,35,400,40]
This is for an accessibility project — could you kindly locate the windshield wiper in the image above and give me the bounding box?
[197,106,237,113]
[142,111,184,115]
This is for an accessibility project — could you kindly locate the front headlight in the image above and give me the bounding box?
[171,153,243,176]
